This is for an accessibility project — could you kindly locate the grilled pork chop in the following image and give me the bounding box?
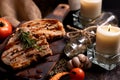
[20,19,66,40]
[1,19,66,69]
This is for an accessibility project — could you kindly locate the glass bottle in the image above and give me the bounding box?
[63,0,83,29]
[64,12,118,58]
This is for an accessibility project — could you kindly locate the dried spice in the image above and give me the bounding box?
[49,58,68,77]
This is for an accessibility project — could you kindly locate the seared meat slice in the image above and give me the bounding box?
[1,19,66,69]
[1,29,52,69]
[20,19,66,40]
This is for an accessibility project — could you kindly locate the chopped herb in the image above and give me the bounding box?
[18,29,41,50]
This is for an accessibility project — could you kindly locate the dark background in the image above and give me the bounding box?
[102,0,120,10]
[0,0,120,79]
[34,0,120,26]
[102,0,120,26]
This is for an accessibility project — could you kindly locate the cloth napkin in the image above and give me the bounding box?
[0,0,42,28]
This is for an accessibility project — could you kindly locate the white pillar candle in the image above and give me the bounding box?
[96,25,120,55]
[80,0,102,19]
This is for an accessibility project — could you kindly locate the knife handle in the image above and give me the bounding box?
[45,4,70,22]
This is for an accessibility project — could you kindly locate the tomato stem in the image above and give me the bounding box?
[0,22,4,27]
[71,71,76,75]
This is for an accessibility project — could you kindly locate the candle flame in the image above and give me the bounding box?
[108,25,111,31]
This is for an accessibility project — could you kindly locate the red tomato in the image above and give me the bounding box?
[0,18,12,39]
[70,68,85,80]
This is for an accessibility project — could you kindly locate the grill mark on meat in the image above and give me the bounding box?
[35,23,58,30]
[10,50,25,61]
[21,20,62,32]
[1,19,65,69]
[9,48,39,62]
[28,22,40,27]
[6,37,49,62]
[5,40,20,50]
[2,35,52,69]
[10,51,40,69]
[2,43,23,58]
[41,19,58,24]
[26,22,40,27]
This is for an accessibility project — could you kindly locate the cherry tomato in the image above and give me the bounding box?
[0,18,12,39]
[70,68,85,80]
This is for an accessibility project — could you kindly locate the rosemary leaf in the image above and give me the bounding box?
[18,29,41,50]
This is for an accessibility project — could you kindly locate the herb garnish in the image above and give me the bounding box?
[18,29,41,50]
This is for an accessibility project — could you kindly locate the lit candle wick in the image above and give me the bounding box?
[108,25,111,32]
[108,27,110,31]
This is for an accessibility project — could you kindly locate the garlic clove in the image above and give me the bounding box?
[72,56,81,68]
[67,60,74,70]
[78,54,87,63]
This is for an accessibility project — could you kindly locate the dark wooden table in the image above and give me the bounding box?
[1,1,120,79]
[84,63,120,80]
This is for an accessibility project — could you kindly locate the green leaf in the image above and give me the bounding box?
[18,29,41,50]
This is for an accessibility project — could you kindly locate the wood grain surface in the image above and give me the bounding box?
[1,2,120,80]
[0,4,70,80]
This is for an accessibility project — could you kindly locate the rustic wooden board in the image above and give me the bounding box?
[15,39,66,80]
[0,4,69,80]
[1,3,120,80]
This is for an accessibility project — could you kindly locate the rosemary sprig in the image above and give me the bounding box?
[18,29,41,50]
